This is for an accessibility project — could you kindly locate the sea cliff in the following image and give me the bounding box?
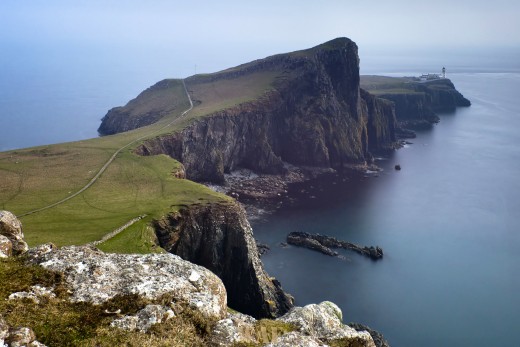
[131,38,398,183]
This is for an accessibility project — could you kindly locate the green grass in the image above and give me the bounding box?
[0,62,281,252]
[97,217,165,254]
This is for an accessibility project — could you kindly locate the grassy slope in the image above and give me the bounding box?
[360,75,422,95]
[0,70,279,252]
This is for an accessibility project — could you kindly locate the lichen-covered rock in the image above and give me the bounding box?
[111,304,175,332]
[0,318,46,347]
[30,245,227,319]
[0,235,12,258]
[6,327,35,347]
[0,316,9,345]
[349,323,391,347]
[264,332,325,347]
[210,312,258,346]
[8,285,56,304]
[0,211,28,255]
[278,301,375,346]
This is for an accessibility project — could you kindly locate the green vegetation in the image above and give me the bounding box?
[0,257,216,346]
[0,63,283,252]
[360,75,421,95]
[232,319,296,347]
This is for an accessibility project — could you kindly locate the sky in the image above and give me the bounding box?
[1,0,520,76]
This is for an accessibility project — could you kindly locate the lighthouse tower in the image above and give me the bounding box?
[442,67,446,78]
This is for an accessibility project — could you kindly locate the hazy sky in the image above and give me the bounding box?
[1,0,519,75]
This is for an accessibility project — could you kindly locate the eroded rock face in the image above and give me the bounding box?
[154,202,294,319]
[134,38,398,183]
[0,211,28,256]
[29,245,227,319]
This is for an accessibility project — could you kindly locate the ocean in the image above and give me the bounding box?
[1,46,519,346]
[253,72,520,346]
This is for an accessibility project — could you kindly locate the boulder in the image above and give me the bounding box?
[264,332,325,347]
[0,316,46,347]
[111,304,175,332]
[30,245,227,319]
[0,235,12,258]
[210,312,258,346]
[278,301,376,346]
[0,211,28,255]
[349,323,391,347]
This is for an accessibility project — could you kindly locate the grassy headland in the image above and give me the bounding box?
[0,69,280,252]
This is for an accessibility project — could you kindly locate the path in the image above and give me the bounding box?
[88,214,147,246]
[20,80,193,217]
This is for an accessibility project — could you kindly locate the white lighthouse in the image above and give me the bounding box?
[442,67,446,78]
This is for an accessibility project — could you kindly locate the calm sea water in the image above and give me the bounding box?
[253,72,520,346]
[1,45,519,346]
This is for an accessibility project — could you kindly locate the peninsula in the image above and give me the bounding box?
[0,37,470,346]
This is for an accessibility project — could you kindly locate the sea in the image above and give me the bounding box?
[1,45,519,346]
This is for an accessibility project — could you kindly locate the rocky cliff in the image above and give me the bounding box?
[134,38,398,183]
[153,202,293,319]
[372,78,471,130]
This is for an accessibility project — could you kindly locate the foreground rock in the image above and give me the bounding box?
[287,232,383,260]
[0,210,28,256]
[349,323,391,347]
[28,244,227,319]
[154,201,294,318]
[0,315,46,347]
[211,301,377,347]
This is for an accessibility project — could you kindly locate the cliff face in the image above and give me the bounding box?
[153,202,294,319]
[135,38,398,183]
[377,79,471,130]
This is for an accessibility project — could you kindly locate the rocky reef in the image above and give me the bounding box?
[287,231,383,260]
[153,202,294,319]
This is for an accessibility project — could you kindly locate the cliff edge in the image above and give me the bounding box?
[129,38,398,183]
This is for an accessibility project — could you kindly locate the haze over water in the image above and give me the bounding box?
[254,72,520,346]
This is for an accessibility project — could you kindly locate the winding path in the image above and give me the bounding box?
[20,80,193,217]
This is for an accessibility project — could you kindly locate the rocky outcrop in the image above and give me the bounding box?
[134,38,398,183]
[287,232,383,260]
[210,301,377,347]
[0,210,28,256]
[110,304,175,332]
[0,315,46,347]
[279,301,375,345]
[377,79,471,130]
[153,202,294,319]
[28,244,227,320]
[349,323,391,347]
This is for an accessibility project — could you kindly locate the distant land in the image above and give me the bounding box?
[0,37,470,346]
